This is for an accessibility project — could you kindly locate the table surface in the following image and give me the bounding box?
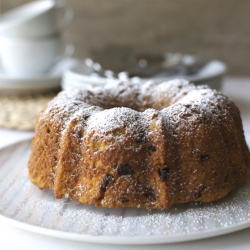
[0,77,250,250]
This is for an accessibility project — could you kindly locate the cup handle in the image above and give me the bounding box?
[61,38,75,58]
[55,0,74,31]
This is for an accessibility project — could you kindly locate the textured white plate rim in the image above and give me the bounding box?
[0,137,250,245]
[1,212,250,245]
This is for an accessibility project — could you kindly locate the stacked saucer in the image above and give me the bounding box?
[0,0,74,94]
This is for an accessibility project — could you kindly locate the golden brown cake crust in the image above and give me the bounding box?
[28,80,250,209]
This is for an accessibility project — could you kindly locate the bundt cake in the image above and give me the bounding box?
[28,79,250,210]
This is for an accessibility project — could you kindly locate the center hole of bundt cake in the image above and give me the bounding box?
[85,86,172,111]
[89,100,148,112]
[89,98,162,112]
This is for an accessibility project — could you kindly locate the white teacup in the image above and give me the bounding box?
[0,0,73,38]
[0,35,75,76]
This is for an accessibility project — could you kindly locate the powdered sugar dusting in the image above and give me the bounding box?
[87,107,145,136]
[28,79,250,210]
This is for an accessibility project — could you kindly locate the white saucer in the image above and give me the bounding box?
[0,57,78,94]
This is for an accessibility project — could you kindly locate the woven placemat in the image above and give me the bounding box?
[0,93,57,130]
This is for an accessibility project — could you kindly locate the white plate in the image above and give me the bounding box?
[0,57,78,94]
[62,60,226,91]
[0,139,250,245]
